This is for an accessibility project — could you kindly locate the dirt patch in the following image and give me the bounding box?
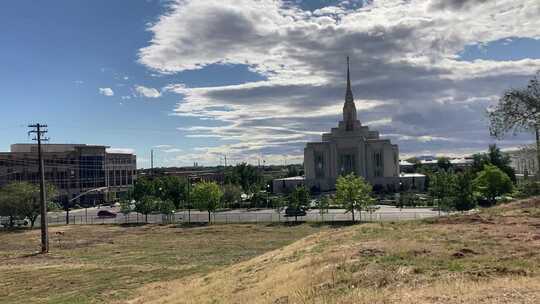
[452,248,478,258]
[356,248,385,257]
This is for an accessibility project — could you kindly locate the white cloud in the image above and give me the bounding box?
[98,87,114,96]
[135,85,162,98]
[138,0,540,165]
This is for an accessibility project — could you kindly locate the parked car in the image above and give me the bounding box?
[284,207,307,217]
[97,210,117,218]
[0,217,28,228]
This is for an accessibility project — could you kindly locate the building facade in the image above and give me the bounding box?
[304,58,399,192]
[508,147,537,178]
[0,144,136,205]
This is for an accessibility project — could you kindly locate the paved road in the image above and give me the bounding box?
[42,205,443,226]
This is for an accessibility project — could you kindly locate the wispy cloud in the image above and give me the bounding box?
[98,87,114,96]
[135,85,161,98]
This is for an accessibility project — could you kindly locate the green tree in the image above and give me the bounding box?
[224,163,263,193]
[335,174,374,222]
[429,170,457,213]
[191,181,223,224]
[0,184,22,227]
[473,164,513,206]
[133,177,158,201]
[134,195,159,223]
[489,72,540,178]
[437,157,452,171]
[0,182,58,228]
[157,199,176,224]
[20,183,58,228]
[119,199,133,223]
[472,145,516,182]
[221,183,242,208]
[156,176,188,209]
[288,186,309,222]
[316,195,331,222]
[272,196,286,222]
[454,171,477,211]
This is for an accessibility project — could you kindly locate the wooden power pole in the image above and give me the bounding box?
[28,123,49,253]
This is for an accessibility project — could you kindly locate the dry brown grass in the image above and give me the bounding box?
[128,198,540,304]
[0,223,324,304]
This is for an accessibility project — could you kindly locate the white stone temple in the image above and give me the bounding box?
[304,57,400,192]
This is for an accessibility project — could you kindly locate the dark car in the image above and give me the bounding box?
[284,207,307,217]
[97,210,117,218]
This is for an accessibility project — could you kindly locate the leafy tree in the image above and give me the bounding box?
[0,182,58,228]
[0,184,22,227]
[251,191,268,208]
[119,199,133,223]
[47,201,62,212]
[429,170,457,213]
[315,195,331,221]
[272,196,286,222]
[191,181,223,224]
[286,165,304,177]
[288,186,310,222]
[133,177,158,201]
[224,163,263,193]
[454,171,477,211]
[473,164,513,206]
[437,157,452,171]
[399,191,419,208]
[20,183,58,228]
[157,199,176,224]
[489,72,540,177]
[134,195,159,223]
[335,174,374,222]
[155,176,188,209]
[472,145,516,182]
[221,183,242,208]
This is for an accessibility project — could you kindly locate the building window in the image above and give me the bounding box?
[373,151,384,177]
[315,152,325,178]
[339,154,356,175]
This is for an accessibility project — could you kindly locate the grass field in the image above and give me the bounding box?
[132,198,540,304]
[2,199,540,304]
[0,223,326,304]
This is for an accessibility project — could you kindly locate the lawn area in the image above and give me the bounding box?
[0,223,327,304]
[131,198,540,304]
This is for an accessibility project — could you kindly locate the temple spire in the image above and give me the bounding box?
[345,56,354,103]
[343,56,357,131]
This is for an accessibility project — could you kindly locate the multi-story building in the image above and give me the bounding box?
[0,144,136,205]
[508,147,537,177]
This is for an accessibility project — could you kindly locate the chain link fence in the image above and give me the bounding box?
[32,210,443,227]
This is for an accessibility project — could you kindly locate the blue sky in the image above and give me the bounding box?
[1,0,540,168]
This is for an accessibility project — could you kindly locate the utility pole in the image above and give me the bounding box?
[224,155,227,167]
[28,123,49,253]
[151,149,154,176]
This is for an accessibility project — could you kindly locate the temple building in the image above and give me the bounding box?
[304,58,399,192]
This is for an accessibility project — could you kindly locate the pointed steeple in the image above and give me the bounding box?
[346,56,353,102]
[343,56,357,131]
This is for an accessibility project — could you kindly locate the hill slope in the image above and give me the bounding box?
[128,199,540,304]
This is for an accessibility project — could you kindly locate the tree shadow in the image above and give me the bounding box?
[174,222,210,229]
[0,227,32,233]
[308,221,362,228]
[119,223,148,227]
